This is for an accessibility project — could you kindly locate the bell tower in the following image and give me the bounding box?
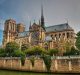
[3,19,16,47]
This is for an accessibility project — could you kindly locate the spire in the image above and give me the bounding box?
[34,19,35,23]
[41,4,43,18]
[41,4,45,30]
[65,18,68,24]
[39,20,41,25]
[67,19,68,24]
[29,21,31,29]
[33,19,36,25]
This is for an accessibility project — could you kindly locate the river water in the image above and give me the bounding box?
[0,70,77,75]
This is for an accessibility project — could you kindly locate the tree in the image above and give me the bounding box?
[41,55,51,71]
[20,52,26,66]
[0,48,6,57]
[29,56,35,67]
[5,42,19,56]
[63,46,80,56]
[70,46,80,55]
[48,49,58,56]
[26,46,41,56]
[25,46,47,56]
[11,50,22,57]
[76,31,80,50]
[76,31,80,36]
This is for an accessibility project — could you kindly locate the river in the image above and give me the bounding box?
[0,70,77,75]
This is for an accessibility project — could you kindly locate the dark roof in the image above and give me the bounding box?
[45,23,73,33]
[17,23,73,38]
[18,31,29,38]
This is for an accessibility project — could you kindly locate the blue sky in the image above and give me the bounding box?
[0,0,80,45]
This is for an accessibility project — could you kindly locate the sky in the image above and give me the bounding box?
[0,0,80,45]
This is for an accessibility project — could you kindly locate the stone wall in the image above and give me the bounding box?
[0,56,80,73]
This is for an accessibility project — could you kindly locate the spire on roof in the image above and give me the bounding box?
[67,19,68,24]
[33,19,36,25]
[39,20,41,25]
[65,18,69,24]
[29,21,32,29]
[41,4,45,30]
[41,4,43,18]
[34,19,35,23]
[65,19,69,28]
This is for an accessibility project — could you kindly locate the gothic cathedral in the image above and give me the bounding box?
[3,7,75,52]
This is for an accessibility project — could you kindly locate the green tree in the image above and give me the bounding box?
[12,50,22,57]
[0,48,6,57]
[5,42,19,56]
[76,31,80,36]
[25,46,47,56]
[76,31,80,50]
[29,56,35,67]
[21,52,26,66]
[63,46,80,56]
[48,49,58,56]
[41,55,51,71]
[70,46,80,55]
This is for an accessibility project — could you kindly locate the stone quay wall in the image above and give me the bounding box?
[0,56,80,73]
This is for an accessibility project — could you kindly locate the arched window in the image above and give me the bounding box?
[59,33,61,38]
[67,32,69,38]
[51,34,54,39]
[55,34,57,37]
[63,33,65,38]
[63,33,65,36]
[54,34,57,40]
[51,34,53,37]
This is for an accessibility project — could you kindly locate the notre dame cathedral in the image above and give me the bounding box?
[2,7,75,51]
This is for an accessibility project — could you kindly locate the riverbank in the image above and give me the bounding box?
[0,56,80,73]
[0,69,79,75]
